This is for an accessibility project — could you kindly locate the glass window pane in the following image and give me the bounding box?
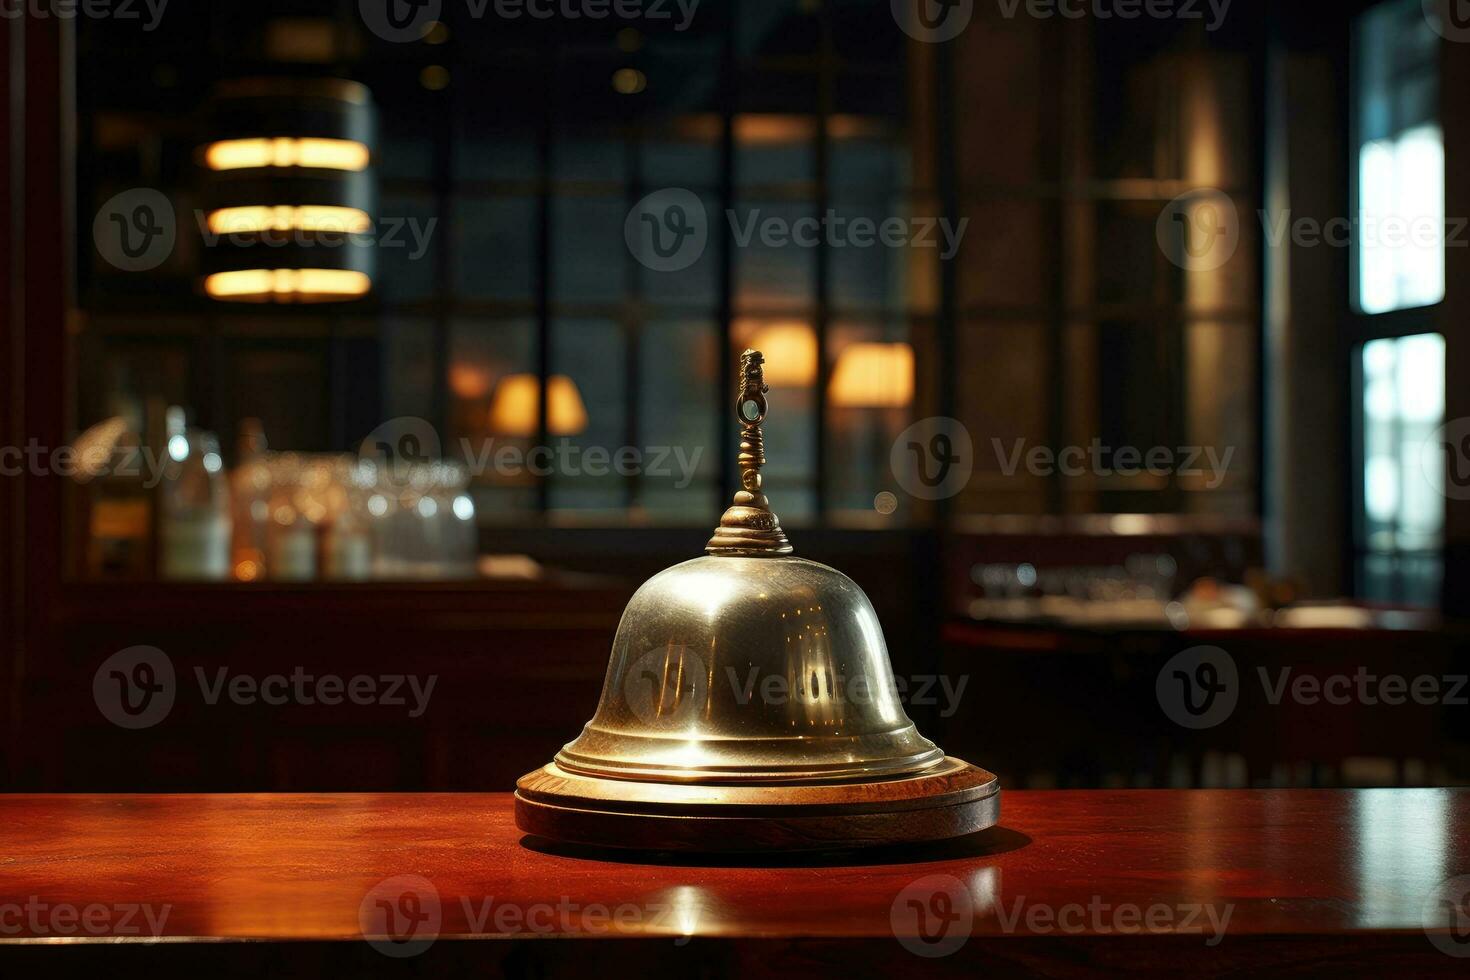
[1357,333,1445,604]
[451,319,537,518]
[550,320,626,514]
[553,198,627,304]
[639,320,719,519]
[732,200,818,313]
[1355,0,1444,314]
[955,322,1049,515]
[454,198,537,301]
[1184,321,1255,506]
[827,321,915,515]
[376,194,440,304]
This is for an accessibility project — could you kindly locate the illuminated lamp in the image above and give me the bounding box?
[199,78,376,303]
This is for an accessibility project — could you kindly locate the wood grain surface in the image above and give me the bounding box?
[1,790,1467,976]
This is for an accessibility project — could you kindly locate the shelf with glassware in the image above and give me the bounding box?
[71,406,481,584]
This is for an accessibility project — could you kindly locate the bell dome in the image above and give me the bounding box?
[556,553,945,783]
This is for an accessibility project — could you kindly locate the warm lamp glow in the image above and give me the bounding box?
[204,268,371,302]
[487,374,589,436]
[204,137,370,171]
[449,363,492,400]
[206,205,372,235]
[829,343,914,408]
[744,322,817,386]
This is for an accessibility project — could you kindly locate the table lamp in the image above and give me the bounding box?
[487,374,588,437]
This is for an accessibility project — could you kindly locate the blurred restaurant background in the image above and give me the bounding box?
[1,0,1468,792]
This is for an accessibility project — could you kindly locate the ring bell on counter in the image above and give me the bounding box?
[73,410,477,582]
[515,349,1000,852]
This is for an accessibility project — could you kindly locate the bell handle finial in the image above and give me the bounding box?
[735,349,769,498]
[706,348,793,556]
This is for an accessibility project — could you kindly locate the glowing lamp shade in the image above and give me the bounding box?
[199,78,376,303]
[204,137,370,172]
[488,375,589,437]
[829,343,915,408]
[744,322,817,386]
[204,269,370,302]
[206,205,371,236]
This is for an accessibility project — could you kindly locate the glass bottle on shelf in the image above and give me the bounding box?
[77,411,151,580]
[322,457,373,581]
[229,418,270,582]
[265,453,316,581]
[157,406,232,581]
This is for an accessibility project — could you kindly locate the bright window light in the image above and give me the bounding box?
[1360,333,1444,552]
[1355,0,1443,314]
[1358,126,1445,314]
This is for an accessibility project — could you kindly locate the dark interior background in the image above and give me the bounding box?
[2,0,1468,792]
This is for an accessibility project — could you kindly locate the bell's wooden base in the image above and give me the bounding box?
[514,756,999,852]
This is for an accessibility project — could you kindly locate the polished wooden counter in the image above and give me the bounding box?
[1,790,1467,976]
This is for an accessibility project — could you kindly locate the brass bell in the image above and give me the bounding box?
[516,349,998,851]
